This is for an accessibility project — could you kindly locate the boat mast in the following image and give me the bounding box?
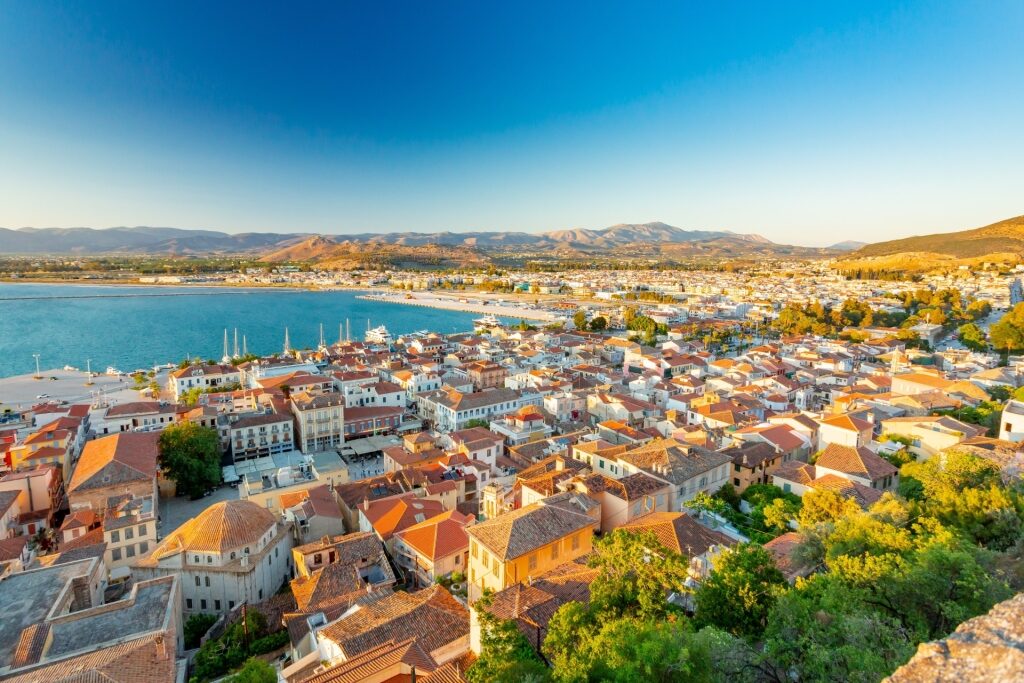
[233,328,239,358]
[283,327,291,355]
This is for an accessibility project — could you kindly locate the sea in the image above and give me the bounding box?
[0,283,490,378]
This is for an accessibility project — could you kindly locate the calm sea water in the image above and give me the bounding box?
[0,283,487,378]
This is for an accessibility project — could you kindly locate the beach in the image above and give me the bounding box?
[357,292,560,322]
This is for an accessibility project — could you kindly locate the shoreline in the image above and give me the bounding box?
[357,292,558,322]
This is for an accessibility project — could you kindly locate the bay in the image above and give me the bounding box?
[0,283,487,378]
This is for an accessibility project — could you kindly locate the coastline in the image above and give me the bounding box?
[357,292,558,322]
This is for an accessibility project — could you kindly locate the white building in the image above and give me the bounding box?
[167,363,242,401]
[999,400,1024,442]
[132,499,293,616]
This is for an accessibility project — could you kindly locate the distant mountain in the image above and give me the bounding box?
[828,240,867,251]
[845,215,1024,263]
[0,222,839,262]
[0,226,309,255]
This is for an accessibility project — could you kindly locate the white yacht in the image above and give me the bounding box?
[365,325,393,345]
[474,314,502,328]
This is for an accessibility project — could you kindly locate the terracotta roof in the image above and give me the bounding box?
[318,585,468,660]
[466,499,595,561]
[359,495,446,541]
[816,443,897,481]
[142,500,275,560]
[68,433,159,494]
[620,511,735,558]
[811,474,884,509]
[395,510,472,562]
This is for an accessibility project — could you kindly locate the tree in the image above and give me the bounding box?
[181,386,205,407]
[762,574,914,682]
[184,613,218,649]
[958,322,987,352]
[967,299,993,320]
[588,315,607,332]
[990,302,1024,355]
[228,658,276,683]
[586,529,691,621]
[693,543,788,638]
[464,418,489,429]
[797,489,861,527]
[467,595,549,683]
[572,309,588,330]
[158,422,222,498]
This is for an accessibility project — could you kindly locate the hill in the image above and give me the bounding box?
[0,226,307,255]
[0,222,840,263]
[848,215,1024,260]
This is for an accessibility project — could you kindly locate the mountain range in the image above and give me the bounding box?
[0,226,308,255]
[0,222,832,262]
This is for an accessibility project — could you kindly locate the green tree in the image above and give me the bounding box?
[158,422,222,498]
[958,322,988,352]
[990,302,1024,355]
[587,529,691,620]
[588,315,608,332]
[467,595,549,683]
[227,658,276,683]
[181,386,205,407]
[966,299,993,321]
[572,309,588,330]
[763,575,914,682]
[693,543,788,638]
[184,613,218,649]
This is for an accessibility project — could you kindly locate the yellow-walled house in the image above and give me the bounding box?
[465,493,599,603]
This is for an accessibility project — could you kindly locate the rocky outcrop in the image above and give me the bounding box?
[886,593,1024,682]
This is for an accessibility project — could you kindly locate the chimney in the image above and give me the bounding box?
[154,634,168,661]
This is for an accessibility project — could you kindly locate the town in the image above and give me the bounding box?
[1,260,1023,682]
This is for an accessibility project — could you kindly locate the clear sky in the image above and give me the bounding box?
[1,1,1022,246]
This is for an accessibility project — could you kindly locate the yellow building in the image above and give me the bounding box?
[465,494,598,603]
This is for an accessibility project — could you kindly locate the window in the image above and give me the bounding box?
[140,541,149,554]
[229,601,235,609]
[528,553,537,571]
[205,576,210,587]
[215,600,221,611]
[259,589,263,600]
[112,548,122,561]
[186,599,193,609]
[195,576,201,587]
[551,543,559,561]
[207,555,212,563]
[734,478,740,487]
[571,534,580,551]
[138,524,147,537]
[111,530,120,543]
[126,545,135,557]
[201,599,207,610]
[125,527,134,540]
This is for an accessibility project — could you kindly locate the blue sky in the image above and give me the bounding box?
[1,1,1022,246]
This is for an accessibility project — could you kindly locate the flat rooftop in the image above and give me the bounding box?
[44,577,175,663]
[0,558,97,669]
